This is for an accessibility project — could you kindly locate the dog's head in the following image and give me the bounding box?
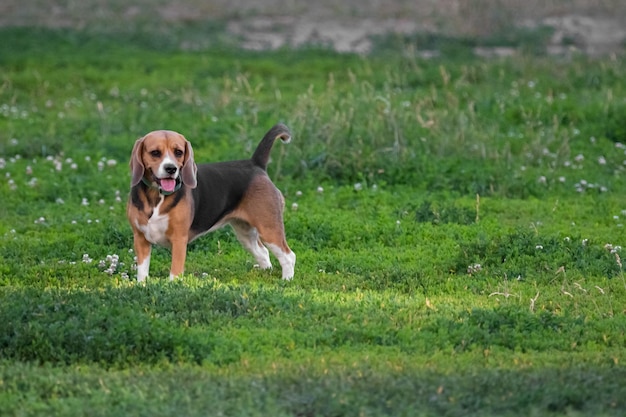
[130,130,197,191]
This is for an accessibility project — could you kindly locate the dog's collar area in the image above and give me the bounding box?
[141,176,182,195]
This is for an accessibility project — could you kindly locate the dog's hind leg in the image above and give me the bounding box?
[230,219,272,270]
[255,220,295,280]
[265,242,296,280]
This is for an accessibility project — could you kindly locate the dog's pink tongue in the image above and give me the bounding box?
[160,179,176,192]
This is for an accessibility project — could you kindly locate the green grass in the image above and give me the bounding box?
[1,27,626,416]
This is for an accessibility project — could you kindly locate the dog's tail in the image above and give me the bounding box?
[251,123,292,170]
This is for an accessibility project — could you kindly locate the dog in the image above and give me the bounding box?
[126,123,296,282]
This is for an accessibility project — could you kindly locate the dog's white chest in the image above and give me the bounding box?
[136,196,170,247]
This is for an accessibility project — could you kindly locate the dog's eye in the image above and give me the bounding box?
[174,149,184,158]
[150,150,161,158]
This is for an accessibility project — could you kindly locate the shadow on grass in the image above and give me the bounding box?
[0,282,621,366]
[0,355,623,416]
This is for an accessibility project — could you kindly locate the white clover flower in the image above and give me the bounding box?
[467,263,482,274]
[354,182,363,191]
[81,198,89,206]
[26,166,32,175]
[558,176,566,183]
[316,186,324,193]
[106,159,117,167]
[295,190,303,197]
[535,245,543,250]
[291,203,298,211]
[574,154,584,162]
[598,156,607,165]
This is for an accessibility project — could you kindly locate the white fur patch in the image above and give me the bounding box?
[230,222,272,269]
[266,243,296,280]
[137,254,151,282]
[136,196,170,248]
[157,152,179,179]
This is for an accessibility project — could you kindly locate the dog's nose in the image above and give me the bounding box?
[164,164,177,175]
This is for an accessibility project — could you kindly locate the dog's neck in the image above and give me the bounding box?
[141,176,182,196]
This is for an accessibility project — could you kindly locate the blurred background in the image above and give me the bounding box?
[1,0,624,56]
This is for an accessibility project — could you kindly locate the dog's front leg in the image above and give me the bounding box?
[169,235,188,280]
[133,231,152,282]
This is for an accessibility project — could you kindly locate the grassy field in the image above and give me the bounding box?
[1,24,625,416]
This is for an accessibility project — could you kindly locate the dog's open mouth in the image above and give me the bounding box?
[158,177,178,193]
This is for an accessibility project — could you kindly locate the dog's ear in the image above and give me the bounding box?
[181,139,197,189]
[130,137,145,186]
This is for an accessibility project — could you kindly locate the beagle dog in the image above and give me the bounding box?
[126,123,295,282]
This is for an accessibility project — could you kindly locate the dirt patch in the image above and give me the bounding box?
[542,15,626,56]
[227,14,625,56]
[227,17,424,53]
[1,0,624,55]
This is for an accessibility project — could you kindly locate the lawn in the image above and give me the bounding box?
[0,25,625,416]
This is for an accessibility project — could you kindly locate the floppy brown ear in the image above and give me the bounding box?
[130,137,145,186]
[181,139,197,188]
